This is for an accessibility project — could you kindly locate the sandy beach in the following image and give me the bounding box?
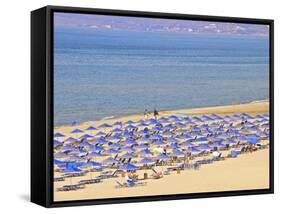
[54,100,270,201]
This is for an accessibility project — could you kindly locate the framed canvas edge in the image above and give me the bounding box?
[40,5,274,208]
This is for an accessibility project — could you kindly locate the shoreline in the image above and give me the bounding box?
[54,99,269,132]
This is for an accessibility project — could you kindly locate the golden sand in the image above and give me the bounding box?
[54,100,270,201]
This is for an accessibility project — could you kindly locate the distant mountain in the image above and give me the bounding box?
[54,13,269,36]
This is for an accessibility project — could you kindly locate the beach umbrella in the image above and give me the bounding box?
[194,137,208,142]
[91,145,104,152]
[183,141,194,147]
[126,124,136,129]
[150,134,163,140]
[103,157,118,164]
[95,131,106,136]
[139,157,155,164]
[62,144,73,152]
[199,144,212,150]
[120,146,135,153]
[187,147,200,153]
[71,128,84,134]
[247,137,259,145]
[123,131,134,138]
[152,126,163,131]
[121,152,135,159]
[78,141,92,147]
[138,130,149,135]
[114,121,122,126]
[105,148,119,155]
[99,123,112,128]
[54,132,65,138]
[135,144,149,149]
[65,137,77,143]
[153,141,166,146]
[125,120,135,124]
[138,149,153,156]
[119,163,139,171]
[80,134,93,139]
[123,139,137,145]
[86,126,97,131]
[167,138,178,144]
[54,140,63,147]
[93,137,108,144]
[108,142,122,149]
[138,122,149,127]
[112,128,122,133]
[88,151,102,158]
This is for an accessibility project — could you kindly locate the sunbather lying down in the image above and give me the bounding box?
[115,179,147,188]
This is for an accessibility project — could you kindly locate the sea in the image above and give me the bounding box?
[54,27,269,126]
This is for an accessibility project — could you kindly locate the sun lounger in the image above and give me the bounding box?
[56,184,85,192]
[78,178,101,185]
[115,180,147,188]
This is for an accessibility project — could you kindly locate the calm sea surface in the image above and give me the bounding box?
[54,28,269,126]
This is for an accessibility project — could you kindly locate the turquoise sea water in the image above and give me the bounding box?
[54,28,269,126]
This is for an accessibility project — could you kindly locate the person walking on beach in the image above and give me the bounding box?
[153,108,159,120]
[144,109,148,120]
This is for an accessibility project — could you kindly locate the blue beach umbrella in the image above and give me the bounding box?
[199,144,212,150]
[183,141,194,147]
[80,134,94,139]
[91,145,104,152]
[88,151,102,157]
[125,120,135,124]
[105,148,119,155]
[112,128,122,133]
[108,142,122,149]
[121,153,135,159]
[247,137,259,145]
[79,141,92,147]
[99,123,112,128]
[139,157,155,164]
[187,147,200,153]
[95,131,106,136]
[120,146,135,153]
[138,149,153,156]
[103,157,118,164]
[114,121,122,126]
[71,128,84,134]
[54,140,63,147]
[86,126,97,131]
[126,125,136,129]
[65,137,77,143]
[119,163,139,171]
[123,131,134,138]
[123,139,137,145]
[153,141,166,146]
[54,132,65,138]
[93,137,108,144]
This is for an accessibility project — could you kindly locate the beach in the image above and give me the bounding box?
[54,100,270,201]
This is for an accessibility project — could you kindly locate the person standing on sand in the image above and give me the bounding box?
[144,109,148,120]
[153,109,159,120]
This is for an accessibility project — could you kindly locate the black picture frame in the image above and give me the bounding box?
[31,5,274,208]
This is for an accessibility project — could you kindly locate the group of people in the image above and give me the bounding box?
[144,109,159,120]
